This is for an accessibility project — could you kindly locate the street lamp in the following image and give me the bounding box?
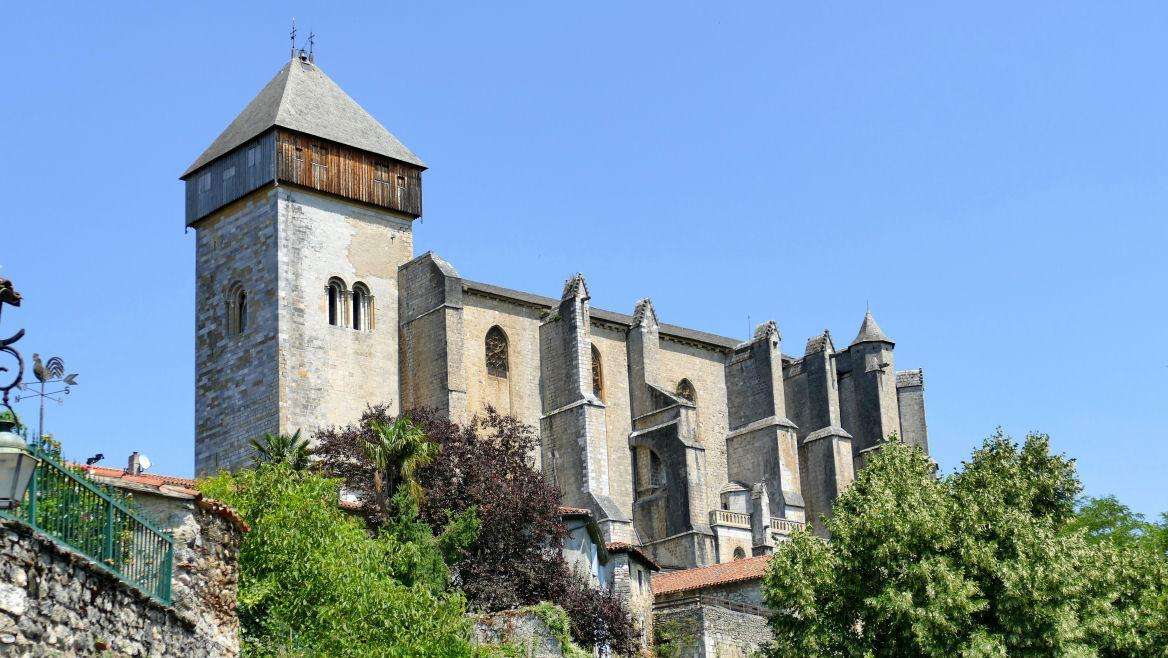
[0,416,37,510]
[0,276,38,509]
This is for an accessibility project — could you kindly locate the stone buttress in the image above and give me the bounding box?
[397,252,469,423]
[786,331,855,537]
[539,275,633,542]
[626,299,716,569]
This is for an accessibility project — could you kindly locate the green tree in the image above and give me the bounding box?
[362,417,437,515]
[249,429,312,471]
[199,463,478,657]
[1070,495,1168,556]
[762,431,1168,657]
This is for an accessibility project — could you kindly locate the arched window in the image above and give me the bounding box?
[485,326,509,378]
[226,283,247,335]
[236,290,247,334]
[352,282,372,331]
[591,344,604,401]
[327,278,347,327]
[676,378,696,404]
[733,547,746,560]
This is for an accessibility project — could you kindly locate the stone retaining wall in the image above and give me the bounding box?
[0,517,237,657]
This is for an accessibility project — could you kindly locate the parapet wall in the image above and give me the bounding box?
[0,517,237,656]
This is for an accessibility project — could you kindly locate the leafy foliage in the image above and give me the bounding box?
[762,431,1168,657]
[362,417,437,515]
[199,463,478,657]
[249,430,312,471]
[1070,495,1168,555]
[315,406,638,654]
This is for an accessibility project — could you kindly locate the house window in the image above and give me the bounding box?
[198,172,211,193]
[733,547,746,560]
[676,378,696,404]
[352,282,372,331]
[485,326,509,378]
[395,175,407,204]
[327,277,347,326]
[311,144,328,185]
[591,344,604,401]
[247,145,259,168]
[637,569,644,589]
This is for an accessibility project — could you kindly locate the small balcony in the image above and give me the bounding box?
[770,517,807,538]
[709,509,751,528]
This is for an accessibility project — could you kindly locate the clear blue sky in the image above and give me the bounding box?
[2,3,1165,517]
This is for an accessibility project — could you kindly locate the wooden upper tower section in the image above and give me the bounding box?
[181,54,425,225]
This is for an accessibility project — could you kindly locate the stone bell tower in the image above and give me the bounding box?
[181,53,426,475]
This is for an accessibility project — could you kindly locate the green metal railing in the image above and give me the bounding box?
[0,445,174,604]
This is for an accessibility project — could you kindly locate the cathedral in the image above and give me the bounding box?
[183,53,929,573]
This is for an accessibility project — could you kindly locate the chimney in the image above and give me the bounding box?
[126,451,142,476]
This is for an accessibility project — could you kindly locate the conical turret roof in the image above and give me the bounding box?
[182,57,424,178]
[851,309,892,345]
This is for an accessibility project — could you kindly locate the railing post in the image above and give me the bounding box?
[25,459,38,528]
[102,498,115,564]
[159,535,174,604]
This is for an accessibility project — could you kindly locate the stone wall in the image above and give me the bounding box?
[194,188,281,476]
[658,338,730,514]
[398,252,468,422]
[277,188,414,440]
[460,292,545,438]
[654,589,772,658]
[472,609,565,657]
[0,517,238,656]
[129,492,243,652]
[606,552,655,653]
[896,369,929,452]
[590,322,635,522]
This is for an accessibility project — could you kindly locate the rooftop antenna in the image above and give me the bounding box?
[290,18,297,60]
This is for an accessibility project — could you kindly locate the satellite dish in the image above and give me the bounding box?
[138,454,152,472]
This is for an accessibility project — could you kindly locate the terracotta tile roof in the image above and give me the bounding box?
[652,555,771,597]
[75,464,249,533]
[606,542,660,572]
[79,465,197,489]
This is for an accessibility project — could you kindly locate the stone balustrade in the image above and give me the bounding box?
[708,510,751,528]
[769,517,806,537]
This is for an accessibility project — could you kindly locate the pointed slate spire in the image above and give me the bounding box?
[851,309,892,346]
[182,57,424,178]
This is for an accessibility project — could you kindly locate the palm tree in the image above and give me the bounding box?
[362,417,436,513]
[250,429,312,470]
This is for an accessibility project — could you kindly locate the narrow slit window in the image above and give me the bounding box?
[236,290,247,333]
[327,278,347,327]
[227,283,247,335]
[591,344,604,401]
[352,283,371,331]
